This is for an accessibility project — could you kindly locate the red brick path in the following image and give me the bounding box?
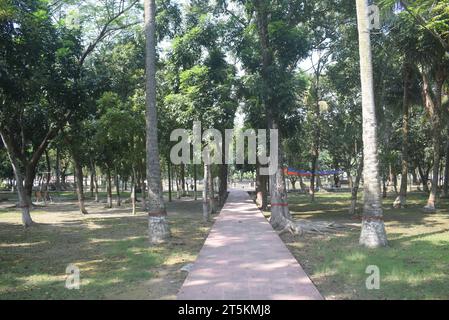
[177,189,323,300]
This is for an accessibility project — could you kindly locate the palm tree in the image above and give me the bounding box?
[393,57,412,209]
[355,0,387,248]
[203,163,210,223]
[144,0,170,243]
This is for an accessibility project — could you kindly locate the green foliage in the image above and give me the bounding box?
[0,0,83,174]
[94,91,144,172]
[0,144,13,182]
[160,0,238,136]
[381,0,449,45]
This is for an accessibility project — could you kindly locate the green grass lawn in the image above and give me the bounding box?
[279,191,449,300]
[3,187,449,300]
[0,196,212,299]
[0,190,197,203]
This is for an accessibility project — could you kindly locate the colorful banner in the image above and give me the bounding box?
[284,167,344,177]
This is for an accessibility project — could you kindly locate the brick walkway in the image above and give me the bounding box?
[177,189,323,300]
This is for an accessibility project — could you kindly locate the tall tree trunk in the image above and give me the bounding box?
[333,162,340,187]
[254,0,299,234]
[136,175,141,201]
[16,173,33,227]
[73,157,88,214]
[167,160,172,202]
[193,164,198,200]
[106,167,113,208]
[444,83,449,198]
[256,163,262,206]
[356,0,387,247]
[55,147,61,191]
[61,167,66,185]
[394,59,412,208]
[175,169,181,199]
[255,163,268,210]
[412,168,418,185]
[310,126,320,202]
[115,172,121,206]
[145,0,170,243]
[73,170,76,194]
[2,145,34,226]
[90,160,99,202]
[24,165,35,213]
[208,164,216,214]
[289,178,297,190]
[309,64,322,202]
[20,188,33,226]
[90,171,94,198]
[268,131,298,234]
[443,132,449,198]
[392,169,398,195]
[418,164,431,193]
[44,150,51,203]
[218,164,228,206]
[349,161,363,215]
[90,173,94,198]
[218,137,228,206]
[140,168,147,209]
[309,167,316,201]
[299,175,306,191]
[425,123,441,212]
[203,163,210,222]
[421,70,444,212]
[131,167,137,215]
[1,129,55,226]
[348,171,353,190]
[94,173,99,202]
[180,163,186,197]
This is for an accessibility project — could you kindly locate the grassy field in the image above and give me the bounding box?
[0,189,201,202]
[0,194,212,300]
[277,191,449,300]
[3,188,449,300]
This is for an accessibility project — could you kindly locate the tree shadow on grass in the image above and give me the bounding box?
[286,191,449,229]
[0,199,212,299]
[283,223,449,300]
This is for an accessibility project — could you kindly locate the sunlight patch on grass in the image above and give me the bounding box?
[0,197,211,299]
[0,240,49,248]
[345,252,366,262]
[163,251,197,267]
[283,191,449,300]
[19,274,65,287]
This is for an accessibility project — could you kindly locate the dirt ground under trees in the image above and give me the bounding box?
[0,193,213,299]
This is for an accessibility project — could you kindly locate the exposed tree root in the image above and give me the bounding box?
[423,205,437,213]
[273,216,347,237]
[295,220,346,234]
[277,219,303,236]
[393,196,406,209]
[122,198,142,204]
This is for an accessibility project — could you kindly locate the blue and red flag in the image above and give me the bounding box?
[284,167,343,177]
